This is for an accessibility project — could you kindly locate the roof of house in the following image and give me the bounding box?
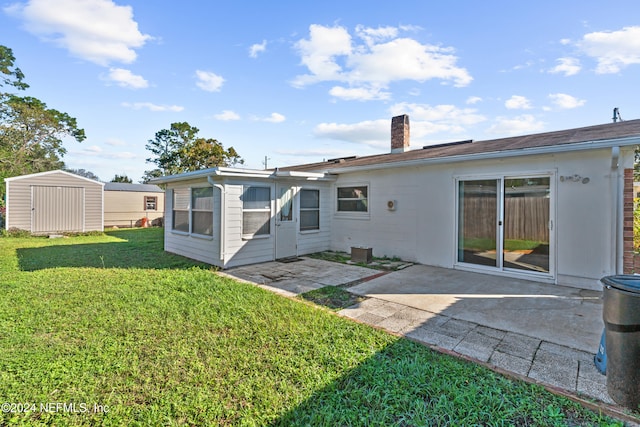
[103,182,164,193]
[281,119,640,173]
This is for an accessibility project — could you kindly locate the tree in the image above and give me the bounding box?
[0,45,85,202]
[111,174,132,183]
[145,122,243,177]
[66,168,100,181]
[0,46,28,90]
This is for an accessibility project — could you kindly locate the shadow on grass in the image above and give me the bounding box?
[268,337,609,427]
[16,228,208,271]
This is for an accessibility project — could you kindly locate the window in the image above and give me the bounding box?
[145,196,157,210]
[172,189,190,232]
[300,189,320,231]
[242,186,270,236]
[191,187,213,236]
[337,186,368,212]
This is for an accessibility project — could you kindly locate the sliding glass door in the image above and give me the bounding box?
[457,175,553,277]
[457,179,499,267]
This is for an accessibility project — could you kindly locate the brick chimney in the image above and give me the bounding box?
[391,114,409,153]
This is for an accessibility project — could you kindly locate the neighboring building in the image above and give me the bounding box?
[4,170,104,233]
[103,182,165,228]
[151,117,640,290]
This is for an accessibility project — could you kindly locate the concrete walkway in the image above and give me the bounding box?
[221,258,633,416]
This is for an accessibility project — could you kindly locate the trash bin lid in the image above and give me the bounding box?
[601,275,640,293]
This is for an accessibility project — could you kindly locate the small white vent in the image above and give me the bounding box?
[387,200,397,211]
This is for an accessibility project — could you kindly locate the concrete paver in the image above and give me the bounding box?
[220,257,638,421]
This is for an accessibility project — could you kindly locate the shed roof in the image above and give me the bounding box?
[103,182,163,192]
[5,169,105,186]
[281,119,640,173]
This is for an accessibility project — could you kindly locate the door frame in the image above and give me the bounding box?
[275,184,298,259]
[454,170,556,282]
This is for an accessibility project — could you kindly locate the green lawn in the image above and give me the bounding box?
[0,229,625,426]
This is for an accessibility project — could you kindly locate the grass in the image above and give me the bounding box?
[307,250,405,270]
[299,286,367,311]
[462,237,549,252]
[0,228,628,426]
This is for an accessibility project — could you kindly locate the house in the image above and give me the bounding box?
[4,170,104,233]
[103,182,165,228]
[150,116,640,290]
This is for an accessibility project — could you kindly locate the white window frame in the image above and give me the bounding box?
[171,187,214,239]
[299,188,320,232]
[242,185,271,238]
[171,188,190,234]
[191,187,214,237]
[335,183,370,218]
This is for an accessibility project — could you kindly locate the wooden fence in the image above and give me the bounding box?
[461,196,549,242]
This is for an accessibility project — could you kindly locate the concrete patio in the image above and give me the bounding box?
[220,257,637,420]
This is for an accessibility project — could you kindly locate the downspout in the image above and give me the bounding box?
[611,146,624,274]
[208,176,225,265]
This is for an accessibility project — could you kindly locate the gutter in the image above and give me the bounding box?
[611,147,624,274]
[208,176,225,264]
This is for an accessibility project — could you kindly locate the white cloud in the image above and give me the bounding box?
[313,119,389,149]
[505,95,532,110]
[105,137,126,146]
[579,26,640,73]
[313,103,486,149]
[214,110,241,121]
[466,96,482,105]
[195,70,224,92]
[5,0,151,66]
[72,145,135,159]
[548,93,586,109]
[292,24,472,99]
[549,57,581,76]
[121,102,184,112]
[106,68,148,89]
[249,40,267,58]
[329,85,391,101]
[487,115,545,136]
[253,112,286,123]
[292,24,352,86]
[390,102,486,130]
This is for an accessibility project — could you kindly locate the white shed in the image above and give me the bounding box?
[5,170,104,234]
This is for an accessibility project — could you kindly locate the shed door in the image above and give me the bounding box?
[32,186,84,233]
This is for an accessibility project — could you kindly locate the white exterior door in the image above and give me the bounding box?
[456,174,555,280]
[275,185,297,259]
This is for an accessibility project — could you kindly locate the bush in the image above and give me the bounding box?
[0,227,31,238]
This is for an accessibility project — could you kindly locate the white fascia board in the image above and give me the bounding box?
[149,167,272,184]
[149,167,335,184]
[273,170,336,181]
[323,135,640,174]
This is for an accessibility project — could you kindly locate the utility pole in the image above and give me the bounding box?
[262,156,271,170]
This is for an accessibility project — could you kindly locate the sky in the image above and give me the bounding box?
[2,0,640,182]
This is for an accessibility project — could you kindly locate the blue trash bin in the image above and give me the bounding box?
[594,329,606,374]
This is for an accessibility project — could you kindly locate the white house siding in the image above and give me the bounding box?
[222,183,276,268]
[5,170,103,232]
[296,183,332,256]
[330,147,631,289]
[163,179,221,266]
